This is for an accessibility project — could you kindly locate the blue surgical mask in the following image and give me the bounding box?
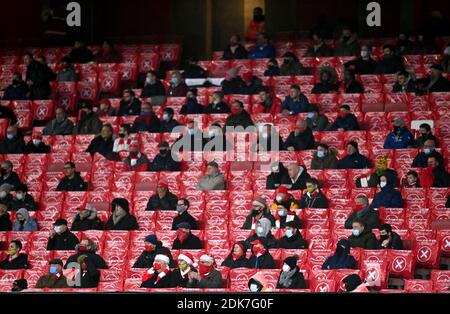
[187,129,194,136]
[278,210,286,217]
[423,148,431,155]
[171,77,179,85]
[307,112,314,119]
[145,78,152,84]
[285,229,294,238]
[49,266,58,275]
[256,226,265,236]
[352,229,360,237]
[317,151,325,158]
[54,226,62,233]
[6,133,13,140]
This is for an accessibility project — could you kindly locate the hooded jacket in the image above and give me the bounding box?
[322,240,356,270]
[71,209,104,231]
[277,230,308,249]
[245,218,277,249]
[311,149,339,169]
[379,231,403,250]
[133,242,174,269]
[370,172,403,209]
[13,208,38,231]
[196,172,226,191]
[0,171,22,190]
[56,172,88,192]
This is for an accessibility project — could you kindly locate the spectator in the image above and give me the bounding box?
[196,161,226,190]
[392,70,416,93]
[304,32,334,57]
[272,187,301,229]
[242,196,275,230]
[401,170,421,188]
[343,69,364,93]
[160,107,181,132]
[283,119,315,151]
[248,273,271,292]
[253,87,281,114]
[264,58,281,76]
[423,64,450,92]
[245,217,277,249]
[0,184,12,208]
[65,239,107,270]
[0,125,26,154]
[345,44,377,74]
[281,163,311,190]
[0,99,18,124]
[47,219,79,250]
[204,123,232,152]
[10,183,36,212]
[328,105,360,131]
[345,195,380,230]
[66,254,101,288]
[248,33,275,60]
[74,101,103,135]
[172,198,197,230]
[183,58,207,79]
[123,140,150,171]
[252,124,283,152]
[172,222,202,250]
[277,221,307,249]
[312,67,339,94]
[0,160,22,189]
[415,123,438,148]
[174,120,206,152]
[35,259,68,289]
[71,205,104,231]
[146,180,178,211]
[168,71,189,97]
[356,156,399,188]
[222,242,249,269]
[11,279,28,292]
[42,107,74,135]
[118,89,141,116]
[180,88,204,115]
[0,203,12,231]
[25,132,51,154]
[2,72,29,100]
[224,100,254,130]
[56,56,77,82]
[141,71,166,105]
[246,239,275,269]
[86,124,114,159]
[204,91,230,114]
[322,239,356,270]
[223,35,248,60]
[140,254,173,288]
[187,255,222,288]
[348,219,378,250]
[311,143,339,169]
[132,102,161,133]
[266,162,288,189]
[306,106,329,131]
[171,252,196,287]
[379,223,403,250]
[56,162,88,191]
[133,234,173,269]
[0,240,28,269]
[427,156,450,187]
[280,52,308,76]
[113,124,132,153]
[383,118,414,149]
[334,26,360,56]
[95,40,122,63]
[342,274,369,293]
[395,33,412,55]
[69,41,94,63]
[13,208,37,231]
[280,85,312,115]
[299,177,328,209]
[24,52,51,99]
[105,198,139,230]
[371,173,403,208]
[276,255,306,290]
[375,44,405,74]
[149,141,181,172]
[338,141,371,169]
[221,67,244,95]
[239,72,263,95]
[245,7,265,41]
[412,139,444,168]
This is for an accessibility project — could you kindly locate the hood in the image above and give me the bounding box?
[16,208,30,222]
[336,239,351,255]
[382,171,397,189]
[256,217,272,237]
[319,66,338,84]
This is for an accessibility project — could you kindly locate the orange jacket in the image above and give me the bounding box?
[245,21,265,41]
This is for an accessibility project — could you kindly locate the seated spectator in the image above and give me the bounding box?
[42,107,74,135]
[379,223,403,250]
[172,198,197,230]
[13,208,37,231]
[113,124,132,153]
[24,52,51,100]
[266,162,288,189]
[264,58,281,76]
[281,163,311,190]
[133,234,173,269]
[0,99,18,125]
[0,160,21,189]
[105,198,139,230]
[348,219,378,250]
[280,85,313,115]
[123,140,150,171]
[422,64,450,93]
[370,173,403,208]
[69,41,94,64]
[118,89,141,116]
[304,32,334,57]
[248,273,271,292]
[375,44,405,74]
[146,180,178,211]
[141,71,166,105]
[204,123,232,152]
[183,58,207,79]
[66,254,101,288]
[35,259,68,289]
[56,56,77,82]
[329,105,359,131]
[383,118,414,149]
[395,33,412,55]
[356,155,399,188]
[401,170,421,188]
[180,88,204,115]
[196,161,226,190]
[412,139,443,168]
[239,72,263,95]
[280,52,308,76]
[0,203,12,231]
[221,67,244,95]
[253,87,281,114]
[415,123,438,148]
[2,72,29,100]
[342,274,369,293]
[172,222,202,250]
[171,252,197,287]
[299,177,328,209]
[74,101,103,135]
[345,44,377,74]
[277,221,307,249]
[25,132,51,154]
[0,240,28,269]
[10,184,36,211]
[272,187,301,229]
[222,35,248,60]
[65,239,107,270]
[407,32,440,54]
[186,255,222,288]
[427,156,450,187]
[132,102,161,133]
[168,71,189,97]
[334,26,360,56]
[338,141,371,169]
[345,195,380,230]
[246,239,275,269]
[204,91,230,114]
[86,124,114,159]
[174,120,206,152]
[149,141,181,172]
[56,162,88,191]
[283,119,315,151]
[224,100,254,130]
[311,143,339,170]
[0,184,13,208]
[160,107,181,132]
[47,219,79,250]
[306,106,329,131]
[276,255,306,289]
[245,217,277,249]
[392,70,416,93]
[248,33,275,59]
[252,124,283,152]
[242,196,275,230]
[221,242,249,269]
[312,67,339,94]
[71,205,104,231]
[322,239,356,270]
[0,125,26,154]
[342,69,364,93]
[140,254,173,288]
[95,40,122,63]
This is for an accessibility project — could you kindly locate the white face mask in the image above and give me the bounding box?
[445,47,450,55]
[54,226,62,233]
[130,159,137,167]
[361,50,369,58]
[32,139,41,146]
[15,193,24,200]
[278,210,286,217]
[162,113,169,121]
[0,191,6,198]
[250,284,259,292]
[380,181,387,188]
[282,264,291,272]
[275,195,283,203]
[256,226,265,236]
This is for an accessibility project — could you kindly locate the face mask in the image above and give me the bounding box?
[275,195,284,203]
[317,151,325,158]
[54,226,62,233]
[278,210,285,217]
[170,77,179,85]
[285,229,294,238]
[198,264,213,276]
[162,113,170,121]
[353,203,365,211]
[380,181,387,188]
[178,262,189,271]
[12,79,20,86]
[282,264,291,272]
[271,166,279,173]
[336,245,346,256]
[393,126,400,133]
[6,133,14,140]
[187,129,194,136]
[146,78,152,84]
[177,229,189,241]
[7,249,17,256]
[423,148,431,155]
[251,209,261,216]
[49,266,58,275]
[140,111,149,117]
[153,261,162,271]
[444,47,450,55]
[78,245,88,252]
[380,234,389,241]
[231,107,241,115]
[361,51,369,58]
[176,205,185,213]
[250,284,259,292]
[159,149,168,156]
[352,229,360,237]
[339,111,349,119]
[306,186,315,194]
[118,133,125,138]
[0,191,6,198]
[15,193,24,200]
[256,226,265,236]
[145,244,155,252]
[307,112,314,119]
[32,139,41,146]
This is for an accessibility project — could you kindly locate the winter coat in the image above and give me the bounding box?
[13,208,38,231]
[180,99,204,115]
[322,240,356,270]
[223,45,248,60]
[280,94,312,114]
[306,115,329,131]
[25,141,51,154]
[42,118,74,136]
[65,251,107,270]
[118,99,142,116]
[141,271,173,288]
[104,213,139,231]
[283,128,315,151]
[242,212,276,230]
[149,152,181,172]
[47,230,80,250]
[3,82,29,100]
[186,269,222,288]
[344,207,380,231]
[338,152,371,169]
[168,83,189,97]
[328,114,359,131]
[204,101,230,114]
[0,212,13,231]
[334,34,360,56]
[10,194,36,211]
[196,172,226,190]
[432,166,450,187]
[224,110,254,129]
[0,253,29,269]
[160,119,181,133]
[0,105,18,125]
[132,112,161,133]
[56,67,78,81]
[172,211,198,230]
[74,112,102,135]
[146,192,178,211]
[370,172,403,209]
[412,150,444,168]
[299,190,328,208]
[123,153,150,172]
[383,127,414,149]
[141,81,166,98]
[280,167,311,190]
[35,274,69,289]
[86,135,114,159]
[345,58,377,74]
[248,44,276,59]
[348,229,378,250]
[375,56,405,74]
[304,43,334,57]
[266,165,289,189]
[344,80,364,93]
[246,251,275,269]
[0,135,26,154]
[56,172,88,191]
[379,231,403,250]
[71,211,104,231]
[276,267,306,289]
[132,242,173,269]
[221,254,248,269]
[26,60,51,100]
[311,150,339,170]
[277,232,308,249]
[172,232,202,250]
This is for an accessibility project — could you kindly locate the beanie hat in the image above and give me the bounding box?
[176,222,192,230]
[111,198,130,212]
[144,234,158,245]
[154,254,170,265]
[348,141,358,151]
[178,252,195,266]
[49,258,63,267]
[252,196,266,208]
[283,255,299,269]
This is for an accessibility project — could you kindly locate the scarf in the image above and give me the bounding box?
[278,267,297,288]
[118,137,131,147]
[274,211,296,229]
[176,229,190,244]
[142,267,169,285]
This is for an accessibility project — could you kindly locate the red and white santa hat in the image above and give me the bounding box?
[154,254,170,265]
[177,252,195,266]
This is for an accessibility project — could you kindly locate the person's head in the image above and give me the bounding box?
[63,162,76,178]
[392,118,405,131]
[344,69,355,83]
[53,219,68,234]
[123,89,135,103]
[100,124,113,139]
[118,124,131,138]
[253,7,263,18]
[0,184,11,199]
[79,101,93,117]
[1,160,13,176]
[170,71,183,86]
[60,56,71,70]
[360,44,371,59]
[177,252,194,271]
[312,32,323,44]
[287,163,300,179]
[6,125,18,139]
[198,255,215,274]
[289,85,301,99]
[316,143,329,158]
[397,71,410,85]
[257,87,271,103]
[144,234,158,252]
[98,98,111,114]
[15,208,30,222]
[176,198,189,214]
[0,203,7,216]
[419,123,432,136]
[335,239,351,256]
[428,156,440,168]
[295,118,307,133]
[275,186,289,203]
[255,217,271,238]
[339,105,351,118]
[231,100,244,115]
[256,32,269,47]
[341,26,352,39]
[208,123,222,137]
[229,35,240,46]
[406,171,419,186]
[153,254,170,273]
[382,44,395,59]
[157,141,170,156]
[55,107,67,122]
[186,88,198,99]
[156,180,169,196]
[14,183,28,200]
[252,196,267,215]
[23,52,33,66]
[146,70,158,85]
[36,55,46,65]
[48,259,63,275]
[379,223,393,241]
[11,279,28,292]
[8,240,22,256]
[77,205,93,220]
[77,238,96,253]
[285,221,299,239]
[250,239,266,255]
[351,219,366,237]
[305,177,319,194]
[320,69,331,83]
[355,195,369,209]
[206,161,219,176]
[102,40,114,52]
[261,124,273,138]
[267,58,278,69]
[423,139,436,155]
[232,242,245,258]
[186,120,196,133]
[346,141,359,156]
[283,52,297,64]
[211,91,224,104]
[176,222,192,240]
[12,72,22,85]
[242,72,253,85]
[111,198,129,216]
[379,175,389,189]
[162,108,174,122]
[141,102,152,115]
[430,64,444,80]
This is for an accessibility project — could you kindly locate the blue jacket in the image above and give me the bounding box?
[329,114,359,131]
[248,44,275,60]
[337,152,371,169]
[13,218,38,232]
[370,172,403,208]
[280,95,312,114]
[383,127,414,149]
[322,240,356,270]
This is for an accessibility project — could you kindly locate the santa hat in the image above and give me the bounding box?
[252,196,267,208]
[199,254,214,264]
[276,186,288,195]
[154,254,170,265]
[178,252,195,266]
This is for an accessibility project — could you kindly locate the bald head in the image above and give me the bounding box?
[287,164,300,178]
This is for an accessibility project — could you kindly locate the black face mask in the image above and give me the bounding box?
[380,234,389,241]
[253,14,264,22]
[342,36,350,42]
[336,245,345,256]
[252,209,262,216]
[0,169,6,177]
[393,126,400,133]
[118,133,125,138]
[12,79,20,86]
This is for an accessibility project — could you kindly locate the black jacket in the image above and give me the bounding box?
[104,213,139,230]
[26,60,51,99]
[344,207,380,231]
[25,141,51,154]
[65,251,107,270]
[223,45,248,60]
[203,101,230,114]
[266,166,289,189]
[47,230,80,250]
[10,194,36,211]
[69,47,94,64]
[283,129,315,151]
[142,81,166,98]
[146,192,178,211]
[71,215,103,231]
[149,152,181,172]
[141,271,173,288]
[132,112,161,133]
[344,80,364,94]
[245,233,277,249]
[242,213,276,230]
[118,98,142,116]
[170,268,191,287]
[221,254,248,269]
[427,76,450,93]
[379,232,403,250]
[329,114,359,131]
[56,172,88,191]
[0,172,22,189]
[0,212,12,231]
[0,105,18,125]
[280,169,311,191]
[299,190,328,209]
[312,81,339,94]
[221,77,244,95]
[412,150,444,168]
[277,232,308,249]
[338,152,371,169]
[183,64,207,79]
[375,56,405,74]
[432,166,450,188]
[78,262,101,288]
[133,242,174,268]
[0,253,28,269]
[276,267,306,289]
[172,211,198,230]
[0,135,26,154]
[246,251,275,269]
[2,81,29,100]
[348,229,379,250]
[224,110,254,130]
[172,232,202,250]
[160,119,181,133]
[86,136,114,159]
[180,99,204,115]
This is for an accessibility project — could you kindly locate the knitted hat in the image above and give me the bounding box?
[178,252,195,266]
[53,218,68,226]
[154,254,170,265]
[144,234,158,245]
[12,279,28,290]
[283,255,299,269]
[252,196,267,208]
